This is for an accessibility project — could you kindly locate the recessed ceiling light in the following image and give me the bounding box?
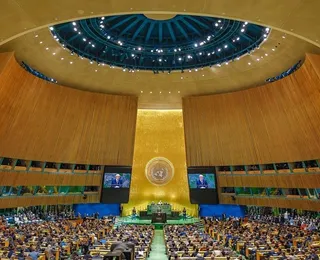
[160,91,162,94]
[49,27,54,31]
[181,77,183,79]
[169,91,171,94]
[178,91,180,93]
[241,29,245,32]
[282,35,286,39]
[95,69,98,72]
[70,61,73,64]
[202,74,204,76]
[150,91,152,94]
[52,53,56,55]
[61,57,64,60]
[40,41,43,44]
[265,53,268,56]
[257,58,260,61]
[248,62,251,65]
[45,47,49,50]
[272,48,275,51]
[72,22,76,26]
[35,35,38,38]
[141,91,143,93]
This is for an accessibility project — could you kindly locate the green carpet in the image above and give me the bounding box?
[148,230,166,260]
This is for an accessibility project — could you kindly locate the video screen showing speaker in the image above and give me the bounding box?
[188,167,219,204]
[101,166,132,203]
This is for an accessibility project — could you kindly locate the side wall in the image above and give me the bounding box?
[183,53,320,166]
[0,52,138,165]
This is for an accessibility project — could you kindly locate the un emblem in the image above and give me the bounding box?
[145,157,174,186]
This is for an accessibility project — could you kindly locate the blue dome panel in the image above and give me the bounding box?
[51,14,270,72]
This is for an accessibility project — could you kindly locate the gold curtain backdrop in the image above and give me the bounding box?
[123,110,197,216]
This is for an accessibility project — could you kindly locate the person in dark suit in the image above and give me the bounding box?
[111,174,123,188]
[196,175,208,189]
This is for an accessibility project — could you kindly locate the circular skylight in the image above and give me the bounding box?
[51,14,270,72]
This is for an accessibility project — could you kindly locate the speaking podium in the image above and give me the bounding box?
[151,212,167,223]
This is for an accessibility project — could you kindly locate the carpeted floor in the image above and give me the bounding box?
[148,230,166,260]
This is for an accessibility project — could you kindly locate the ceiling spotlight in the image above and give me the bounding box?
[194,43,198,47]
[40,41,43,44]
[188,69,192,72]
[35,35,38,38]
[52,53,56,55]
[158,58,162,62]
[218,48,221,52]
[72,22,76,26]
[257,58,260,61]
[49,27,54,30]
[248,62,251,65]
[169,91,171,94]
[141,91,143,93]
[74,28,77,31]
[83,38,87,42]
[178,57,182,61]
[45,47,49,50]
[174,49,177,52]
[178,48,181,51]
[225,62,229,65]
[61,57,64,60]
[265,53,268,56]
[123,68,126,72]
[236,57,240,60]
[100,25,105,28]
[92,44,95,47]
[237,37,240,41]
[90,61,94,64]
[245,21,248,25]
[195,69,198,72]
[95,70,98,72]
[218,20,221,23]
[207,53,211,56]
[199,52,202,55]
[282,35,286,39]
[241,29,245,32]
[215,23,219,27]
[178,91,180,93]
[107,36,111,39]
[101,17,105,20]
[202,74,204,77]
[224,45,228,48]
[266,28,270,32]
[70,61,73,64]
[264,34,267,37]
[181,77,183,79]
[217,64,221,67]
[138,47,142,51]
[272,48,275,51]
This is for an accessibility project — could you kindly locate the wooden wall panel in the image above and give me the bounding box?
[0,170,102,186]
[0,193,100,209]
[220,195,320,211]
[0,52,138,165]
[217,174,320,188]
[183,53,320,166]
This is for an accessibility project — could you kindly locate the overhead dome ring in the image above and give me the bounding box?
[50,14,270,72]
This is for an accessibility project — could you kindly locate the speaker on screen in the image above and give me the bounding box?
[188,167,219,204]
[100,166,132,203]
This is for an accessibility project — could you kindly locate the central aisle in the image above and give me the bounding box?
[148,230,166,260]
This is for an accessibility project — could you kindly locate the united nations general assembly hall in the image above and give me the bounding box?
[0,1,319,260]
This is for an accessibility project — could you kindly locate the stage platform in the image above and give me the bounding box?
[116,216,201,229]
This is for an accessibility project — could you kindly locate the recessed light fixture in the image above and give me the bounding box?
[61,57,64,60]
[45,47,49,50]
[52,53,56,55]
[141,91,143,93]
[248,62,251,65]
[35,35,38,38]
[150,91,152,94]
[70,61,73,64]
[169,91,171,94]
[40,41,43,44]
[178,91,180,93]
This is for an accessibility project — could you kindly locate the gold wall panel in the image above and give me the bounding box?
[123,110,197,216]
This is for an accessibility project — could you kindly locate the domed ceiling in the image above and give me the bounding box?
[51,14,269,72]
